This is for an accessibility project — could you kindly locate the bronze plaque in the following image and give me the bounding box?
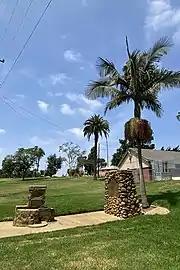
[108,179,118,197]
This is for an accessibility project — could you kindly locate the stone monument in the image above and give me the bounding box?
[13,185,55,227]
[104,170,141,218]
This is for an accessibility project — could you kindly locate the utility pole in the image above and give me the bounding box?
[97,143,100,178]
[106,137,109,167]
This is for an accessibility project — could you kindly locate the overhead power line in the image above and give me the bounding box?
[0,0,53,94]
[12,0,34,41]
[0,96,23,117]
[1,95,80,137]
[1,0,19,42]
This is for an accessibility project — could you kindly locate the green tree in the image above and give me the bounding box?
[77,146,107,175]
[46,154,63,177]
[111,136,155,166]
[32,146,45,177]
[59,142,85,169]
[83,115,110,180]
[13,148,36,180]
[2,155,15,178]
[85,37,180,207]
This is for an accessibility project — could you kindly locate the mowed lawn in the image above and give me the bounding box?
[1,177,180,269]
[0,177,105,220]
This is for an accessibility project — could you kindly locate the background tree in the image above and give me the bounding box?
[59,142,85,170]
[85,37,180,206]
[2,155,15,178]
[77,146,107,175]
[13,148,36,180]
[46,154,63,177]
[111,136,155,166]
[83,115,110,180]
[32,146,45,177]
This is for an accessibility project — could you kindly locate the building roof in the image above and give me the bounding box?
[100,165,119,171]
[118,148,180,168]
[131,148,180,162]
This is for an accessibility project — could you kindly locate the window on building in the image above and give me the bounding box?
[175,164,180,169]
[163,162,168,172]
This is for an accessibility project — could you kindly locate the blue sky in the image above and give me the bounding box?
[0,0,180,172]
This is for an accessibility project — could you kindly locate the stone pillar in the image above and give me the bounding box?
[28,185,47,209]
[104,170,141,218]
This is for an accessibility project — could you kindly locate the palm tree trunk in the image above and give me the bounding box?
[134,103,149,208]
[94,134,98,180]
[136,139,149,208]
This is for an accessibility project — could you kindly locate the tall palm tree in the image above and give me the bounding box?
[33,146,45,176]
[85,37,180,207]
[83,115,110,180]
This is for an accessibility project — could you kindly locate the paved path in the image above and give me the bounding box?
[0,211,121,239]
[0,206,169,239]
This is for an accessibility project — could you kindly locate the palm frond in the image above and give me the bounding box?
[125,36,131,58]
[104,93,132,114]
[145,37,173,69]
[142,97,163,118]
[83,114,110,141]
[85,79,120,99]
[96,57,120,78]
[177,112,180,121]
[154,69,180,89]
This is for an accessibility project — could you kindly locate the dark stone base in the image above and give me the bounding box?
[39,207,55,222]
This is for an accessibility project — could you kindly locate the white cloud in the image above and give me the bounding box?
[60,104,75,115]
[39,73,71,88]
[68,128,84,138]
[64,50,82,62]
[80,66,85,70]
[19,67,35,79]
[0,129,6,134]
[37,101,49,113]
[77,107,93,117]
[81,95,102,110]
[16,94,25,98]
[50,73,70,85]
[82,0,88,6]
[47,91,63,97]
[66,93,103,111]
[89,62,95,69]
[30,136,54,146]
[61,35,67,39]
[145,0,180,41]
[173,28,180,43]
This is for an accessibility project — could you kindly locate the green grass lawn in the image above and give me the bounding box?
[1,177,180,269]
[0,176,105,221]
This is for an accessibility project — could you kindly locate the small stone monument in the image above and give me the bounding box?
[13,185,55,227]
[104,170,141,218]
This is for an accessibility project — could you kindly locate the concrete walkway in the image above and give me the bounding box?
[0,211,121,239]
[0,206,169,239]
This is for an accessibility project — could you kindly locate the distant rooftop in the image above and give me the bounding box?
[100,166,119,171]
[131,148,180,162]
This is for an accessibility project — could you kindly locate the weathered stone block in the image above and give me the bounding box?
[28,185,47,208]
[13,209,40,227]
